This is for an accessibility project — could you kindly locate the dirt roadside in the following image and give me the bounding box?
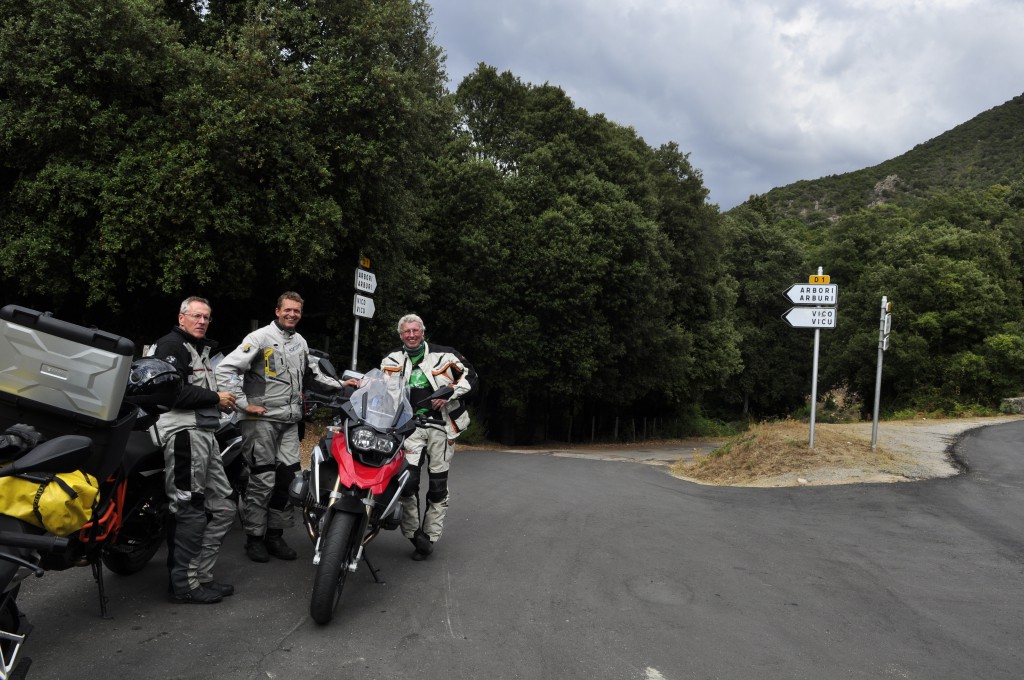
[459,415,1024,487]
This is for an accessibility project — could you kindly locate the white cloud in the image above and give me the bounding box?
[430,0,1024,208]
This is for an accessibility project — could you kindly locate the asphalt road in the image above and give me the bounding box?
[17,420,1024,680]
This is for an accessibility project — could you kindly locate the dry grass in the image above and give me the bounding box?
[671,419,900,486]
[300,421,330,468]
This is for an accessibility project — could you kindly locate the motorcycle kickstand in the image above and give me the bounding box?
[91,559,112,619]
[362,551,385,585]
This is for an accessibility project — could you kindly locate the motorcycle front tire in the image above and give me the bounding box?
[309,511,359,625]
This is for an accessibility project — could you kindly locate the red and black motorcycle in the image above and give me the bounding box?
[290,365,449,625]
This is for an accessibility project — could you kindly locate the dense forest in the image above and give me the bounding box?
[2,0,1022,443]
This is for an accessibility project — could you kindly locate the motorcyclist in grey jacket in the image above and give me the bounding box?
[215,292,342,562]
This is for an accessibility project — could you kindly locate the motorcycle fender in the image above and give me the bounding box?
[313,505,362,566]
[328,495,365,516]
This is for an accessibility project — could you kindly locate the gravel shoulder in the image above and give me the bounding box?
[463,415,1024,487]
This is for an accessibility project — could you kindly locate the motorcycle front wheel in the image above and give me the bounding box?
[309,511,359,625]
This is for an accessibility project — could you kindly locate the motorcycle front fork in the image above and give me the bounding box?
[307,479,385,584]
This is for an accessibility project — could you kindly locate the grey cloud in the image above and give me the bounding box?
[430,0,1024,208]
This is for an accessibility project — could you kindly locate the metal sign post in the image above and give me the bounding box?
[351,318,360,371]
[871,296,892,450]
[351,258,377,370]
[810,325,821,448]
[781,267,838,449]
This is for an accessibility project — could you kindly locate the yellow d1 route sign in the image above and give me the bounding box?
[809,274,830,284]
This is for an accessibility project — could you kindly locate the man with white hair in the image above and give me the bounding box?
[380,314,475,560]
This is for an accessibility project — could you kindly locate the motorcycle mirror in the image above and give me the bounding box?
[0,435,92,477]
[397,418,418,436]
[417,385,455,406]
[309,348,339,380]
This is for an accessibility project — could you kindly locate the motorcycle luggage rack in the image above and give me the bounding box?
[0,611,31,680]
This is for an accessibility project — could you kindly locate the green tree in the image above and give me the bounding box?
[816,193,1024,413]
[0,0,191,311]
[1,0,449,341]
[422,66,737,441]
[712,205,812,417]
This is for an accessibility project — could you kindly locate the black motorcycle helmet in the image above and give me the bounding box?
[124,357,182,412]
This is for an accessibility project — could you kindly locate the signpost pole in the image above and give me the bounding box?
[871,296,888,450]
[782,267,837,449]
[805,266,830,448]
[810,328,820,449]
[351,317,361,371]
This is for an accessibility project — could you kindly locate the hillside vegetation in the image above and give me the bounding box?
[757,94,1024,225]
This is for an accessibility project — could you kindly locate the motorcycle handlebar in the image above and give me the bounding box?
[0,530,70,554]
[305,394,349,411]
[413,414,448,432]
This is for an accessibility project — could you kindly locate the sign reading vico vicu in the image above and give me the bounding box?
[782,306,837,328]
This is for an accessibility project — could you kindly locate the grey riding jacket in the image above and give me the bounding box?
[215,321,341,424]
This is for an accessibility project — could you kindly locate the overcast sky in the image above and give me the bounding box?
[428,0,1024,209]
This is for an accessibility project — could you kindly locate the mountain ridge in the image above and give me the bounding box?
[748,93,1024,223]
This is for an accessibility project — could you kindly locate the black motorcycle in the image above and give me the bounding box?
[0,434,95,680]
[0,305,187,678]
[101,415,244,576]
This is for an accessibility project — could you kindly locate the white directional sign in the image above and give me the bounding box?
[355,268,377,294]
[353,294,376,319]
[784,283,838,305]
[782,306,837,328]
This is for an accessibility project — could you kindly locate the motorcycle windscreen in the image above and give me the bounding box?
[345,368,413,431]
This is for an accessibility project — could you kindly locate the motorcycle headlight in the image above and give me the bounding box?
[350,426,396,455]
